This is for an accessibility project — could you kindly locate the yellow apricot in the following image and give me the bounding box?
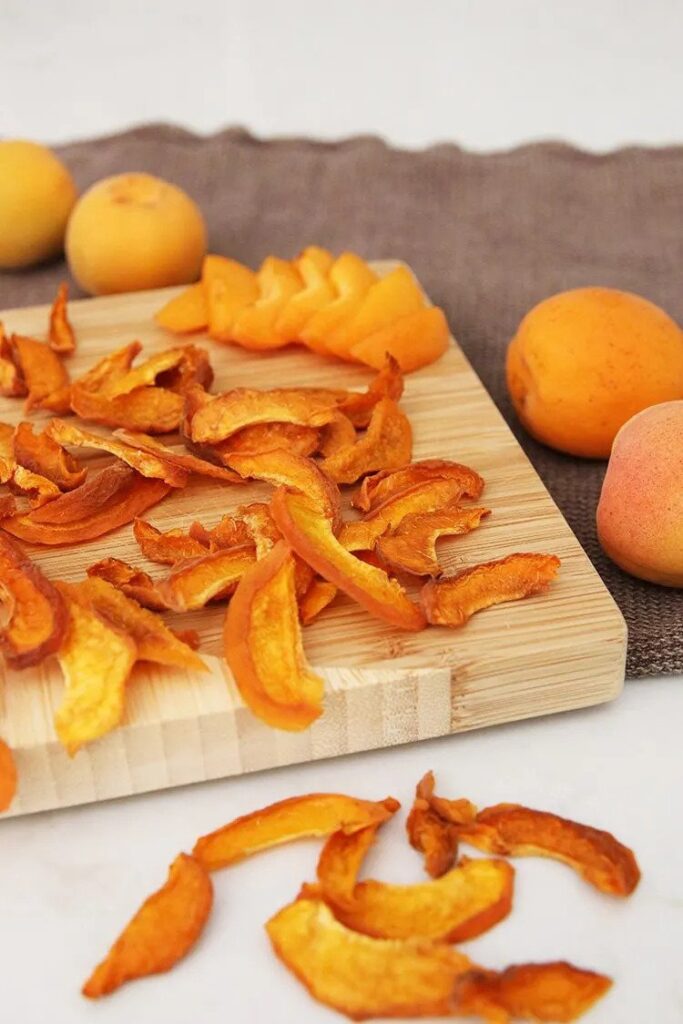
[66,173,206,295]
[0,140,77,269]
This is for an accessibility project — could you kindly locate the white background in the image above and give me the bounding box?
[1,2,682,1023]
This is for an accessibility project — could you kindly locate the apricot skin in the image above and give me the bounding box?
[597,401,683,587]
[66,173,206,295]
[0,140,77,269]
[507,287,683,458]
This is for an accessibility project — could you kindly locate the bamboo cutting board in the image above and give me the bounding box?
[0,263,627,818]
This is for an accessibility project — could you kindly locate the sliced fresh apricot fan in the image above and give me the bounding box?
[203,255,259,342]
[275,246,336,341]
[300,253,377,355]
[230,257,303,350]
[352,306,450,372]
[155,281,208,334]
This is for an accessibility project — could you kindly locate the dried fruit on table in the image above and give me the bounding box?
[94,345,202,399]
[46,419,188,488]
[0,738,17,812]
[87,558,168,611]
[299,578,338,625]
[300,253,378,354]
[0,533,68,667]
[275,246,335,341]
[202,254,259,341]
[422,553,561,628]
[159,544,257,611]
[193,791,398,871]
[48,282,76,354]
[236,502,281,558]
[438,801,640,897]
[2,467,171,545]
[8,465,61,507]
[339,478,465,552]
[155,281,208,334]
[317,829,514,942]
[223,541,323,730]
[12,421,86,490]
[406,771,461,878]
[75,576,206,672]
[0,495,16,519]
[11,333,70,412]
[320,397,412,485]
[339,354,404,427]
[226,449,341,525]
[231,256,303,350]
[353,458,485,512]
[0,326,26,397]
[221,421,320,458]
[352,306,450,372]
[189,387,336,445]
[112,430,242,483]
[271,489,426,630]
[378,505,491,576]
[133,518,210,564]
[452,962,612,1023]
[54,583,137,755]
[324,265,425,361]
[0,421,15,483]
[83,853,213,998]
[267,897,610,1022]
[317,411,357,457]
[190,512,252,551]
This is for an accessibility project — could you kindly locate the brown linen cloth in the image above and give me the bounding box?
[2,125,682,676]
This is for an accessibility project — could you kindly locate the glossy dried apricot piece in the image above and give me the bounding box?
[353,458,485,512]
[193,791,397,871]
[190,387,336,445]
[299,578,338,625]
[226,449,341,525]
[221,421,320,458]
[275,246,336,341]
[83,853,213,998]
[8,465,61,507]
[339,478,464,552]
[223,541,323,730]
[158,545,257,611]
[0,533,68,668]
[422,553,561,628]
[11,334,70,412]
[300,253,378,354]
[48,282,76,354]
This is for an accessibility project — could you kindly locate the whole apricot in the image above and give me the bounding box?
[507,287,683,458]
[597,401,683,586]
[0,140,77,269]
[66,173,206,295]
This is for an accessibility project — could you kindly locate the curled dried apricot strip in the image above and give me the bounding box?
[54,583,137,755]
[353,458,485,512]
[9,465,61,508]
[12,421,86,490]
[317,411,357,458]
[96,345,202,399]
[190,387,336,445]
[75,576,205,672]
[271,489,426,631]
[422,553,561,628]
[339,354,404,427]
[87,558,168,611]
[317,827,514,942]
[340,478,464,552]
[226,449,341,525]
[441,801,640,897]
[2,469,171,545]
[113,430,242,483]
[406,771,460,878]
[0,738,17,812]
[193,791,398,871]
[0,533,67,668]
[0,421,15,483]
[48,282,76,355]
[320,398,412,485]
[71,381,184,433]
[223,541,323,730]
[378,505,491,576]
[236,502,281,558]
[133,518,210,565]
[267,897,610,1023]
[190,513,252,550]
[299,578,338,625]
[158,545,257,611]
[11,334,70,413]
[221,420,320,458]
[83,853,213,998]
[47,419,188,488]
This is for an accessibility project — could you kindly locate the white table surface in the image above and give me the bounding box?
[1,1,682,1021]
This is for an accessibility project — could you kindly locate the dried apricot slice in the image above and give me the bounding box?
[320,398,412,485]
[113,430,242,483]
[86,558,168,611]
[189,388,336,445]
[12,421,86,490]
[226,449,341,525]
[339,354,404,427]
[339,478,464,552]
[11,334,70,413]
[422,553,561,627]
[83,853,213,998]
[158,545,257,611]
[133,518,210,564]
[223,541,323,730]
[353,458,485,512]
[299,578,338,625]
[377,505,491,576]
[406,771,460,878]
[48,282,76,355]
[0,533,68,668]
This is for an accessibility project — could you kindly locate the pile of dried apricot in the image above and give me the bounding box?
[80,774,639,1020]
[0,280,563,807]
[156,247,451,372]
